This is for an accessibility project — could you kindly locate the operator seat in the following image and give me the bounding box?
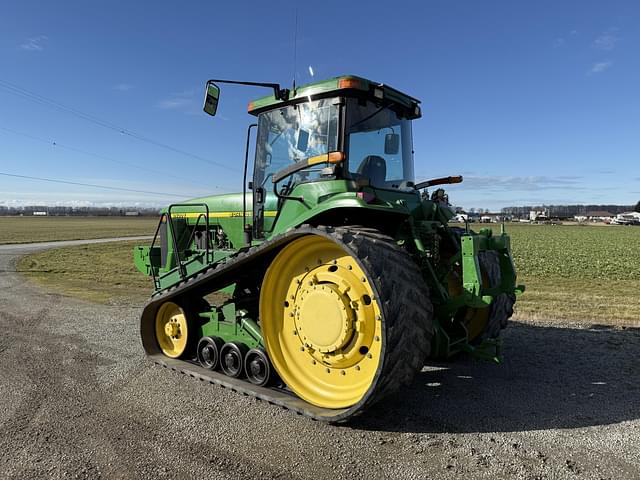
[357,155,387,187]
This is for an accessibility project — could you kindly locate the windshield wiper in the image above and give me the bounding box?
[349,105,387,130]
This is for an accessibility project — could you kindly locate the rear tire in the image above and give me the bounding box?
[446,228,515,343]
[477,251,516,340]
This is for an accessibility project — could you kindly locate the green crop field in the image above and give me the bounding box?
[507,224,640,325]
[0,216,157,244]
[14,223,640,326]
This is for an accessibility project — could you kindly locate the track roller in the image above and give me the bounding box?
[220,342,248,378]
[244,348,274,386]
[197,336,224,370]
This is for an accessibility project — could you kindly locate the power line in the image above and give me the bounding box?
[0,125,226,192]
[0,78,240,172]
[0,171,190,198]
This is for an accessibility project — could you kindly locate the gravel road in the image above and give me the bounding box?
[1,239,639,479]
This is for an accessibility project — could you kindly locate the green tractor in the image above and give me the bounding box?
[134,75,523,421]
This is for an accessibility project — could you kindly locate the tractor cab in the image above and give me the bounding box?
[205,75,423,239]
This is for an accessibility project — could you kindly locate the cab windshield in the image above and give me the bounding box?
[345,98,414,190]
[254,98,340,191]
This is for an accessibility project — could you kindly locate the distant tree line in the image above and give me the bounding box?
[0,205,160,216]
[500,204,635,219]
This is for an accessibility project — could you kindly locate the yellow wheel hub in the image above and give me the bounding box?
[164,322,179,337]
[295,283,354,353]
[155,302,189,359]
[260,235,383,409]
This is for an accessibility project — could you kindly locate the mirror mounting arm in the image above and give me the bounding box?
[206,79,290,101]
[415,175,463,190]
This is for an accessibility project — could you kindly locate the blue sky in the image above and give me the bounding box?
[1,0,638,210]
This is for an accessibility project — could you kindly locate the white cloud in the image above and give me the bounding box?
[158,98,192,109]
[589,61,613,74]
[553,37,566,48]
[157,89,199,112]
[593,28,620,51]
[461,175,584,192]
[113,83,134,92]
[20,35,48,51]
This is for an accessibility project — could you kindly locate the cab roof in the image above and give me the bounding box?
[247,75,422,119]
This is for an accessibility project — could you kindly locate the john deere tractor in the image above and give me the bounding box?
[134,75,523,421]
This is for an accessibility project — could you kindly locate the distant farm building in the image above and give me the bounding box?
[612,212,640,225]
[585,211,614,223]
[529,210,549,222]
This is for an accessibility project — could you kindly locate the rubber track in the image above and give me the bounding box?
[140,225,434,422]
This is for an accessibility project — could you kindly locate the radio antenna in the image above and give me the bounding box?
[292,8,298,93]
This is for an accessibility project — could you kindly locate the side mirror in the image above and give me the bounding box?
[384,133,400,155]
[203,82,220,116]
[297,129,309,152]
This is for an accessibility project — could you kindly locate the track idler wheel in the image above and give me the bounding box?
[196,336,224,370]
[244,348,274,387]
[220,342,248,378]
[154,301,195,359]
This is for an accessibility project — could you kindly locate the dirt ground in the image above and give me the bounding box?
[1,240,639,479]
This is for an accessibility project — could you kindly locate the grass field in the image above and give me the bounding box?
[14,222,640,325]
[0,216,157,244]
[17,240,153,305]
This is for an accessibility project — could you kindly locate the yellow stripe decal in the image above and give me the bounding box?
[307,153,330,166]
[170,211,277,219]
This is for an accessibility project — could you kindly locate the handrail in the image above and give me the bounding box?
[149,212,167,291]
[167,203,210,279]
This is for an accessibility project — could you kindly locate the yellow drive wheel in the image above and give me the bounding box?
[260,235,383,409]
[155,301,190,358]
